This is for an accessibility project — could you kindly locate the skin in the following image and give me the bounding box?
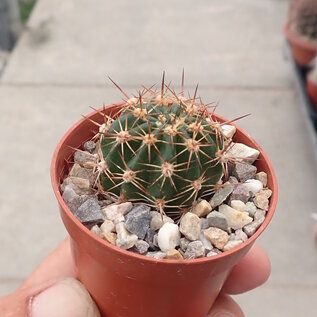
[0,238,270,317]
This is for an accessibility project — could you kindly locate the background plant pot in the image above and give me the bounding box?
[285,23,317,66]
[307,74,317,110]
[51,104,278,317]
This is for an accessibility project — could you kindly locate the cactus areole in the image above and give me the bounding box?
[99,85,226,218]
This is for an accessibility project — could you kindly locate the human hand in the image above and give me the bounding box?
[0,238,270,317]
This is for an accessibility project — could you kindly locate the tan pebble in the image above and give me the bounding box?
[254,189,272,211]
[179,212,201,241]
[192,200,212,217]
[204,227,229,250]
[100,219,115,234]
[255,172,268,187]
[102,232,117,245]
[166,249,184,260]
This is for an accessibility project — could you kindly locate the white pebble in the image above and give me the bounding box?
[219,204,253,230]
[115,222,138,249]
[157,223,181,252]
[100,219,115,234]
[221,124,236,138]
[244,179,263,196]
[230,200,246,212]
[225,143,260,164]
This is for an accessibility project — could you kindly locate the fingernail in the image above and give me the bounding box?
[30,278,100,317]
[209,310,235,317]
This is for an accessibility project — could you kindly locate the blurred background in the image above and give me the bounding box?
[1,0,317,316]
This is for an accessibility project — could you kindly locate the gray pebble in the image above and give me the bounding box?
[62,185,78,203]
[84,141,97,153]
[66,194,90,213]
[234,229,248,242]
[245,202,257,217]
[74,150,98,165]
[243,217,265,237]
[144,228,159,251]
[75,198,104,224]
[229,184,251,203]
[232,162,257,183]
[146,251,166,259]
[61,176,91,195]
[131,240,150,255]
[206,250,218,257]
[207,211,229,231]
[180,237,190,252]
[125,205,152,239]
[200,217,210,230]
[184,241,205,259]
[210,182,234,208]
[254,209,266,220]
[91,225,102,237]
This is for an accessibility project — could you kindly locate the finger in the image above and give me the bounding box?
[207,293,244,317]
[222,244,271,294]
[30,278,100,317]
[19,237,76,290]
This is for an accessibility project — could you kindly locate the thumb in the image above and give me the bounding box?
[30,278,100,317]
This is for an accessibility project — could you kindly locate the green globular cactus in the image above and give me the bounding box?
[99,82,225,218]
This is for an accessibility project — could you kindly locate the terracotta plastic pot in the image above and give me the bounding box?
[284,23,317,66]
[307,72,317,110]
[51,104,278,317]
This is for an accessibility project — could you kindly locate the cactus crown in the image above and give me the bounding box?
[97,76,228,218]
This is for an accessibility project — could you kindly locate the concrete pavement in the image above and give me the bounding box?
[1,0,317,316]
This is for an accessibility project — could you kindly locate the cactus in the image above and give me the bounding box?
[97,76,228,218]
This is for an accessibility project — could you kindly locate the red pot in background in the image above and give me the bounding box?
[307,71,317,110]
[51,104,278,317]
[285,23,317,66]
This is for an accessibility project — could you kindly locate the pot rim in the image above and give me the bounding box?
[51,103,278,265]
[284,22,317,51]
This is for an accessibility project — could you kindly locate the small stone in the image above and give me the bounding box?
[254,189,272,211]
[69,163,94,182]
[204,227,229,250]
[102,232,117,245]
[209,182,234,208]
[232,162,257,182]
[116,222,138,249]
[225,143,260,164]
[100,219,115,234]
[146,251,166,259]
[132,240,150,255]
[61,176,90,195]
[206,250,218,257]
[229,233,236,241]
[98,200,112,208]
[125,205,152,239]
[179,212,201,241]
[254,209,266,220]
[91,225,102,237]
[223,240,243,251]
[84,141,96,153]
[166,249,184,260]
[62,185,78,203]
[74,150,98,165]
[75,198,104,224]
[219,204,253,230]
[144,228,156,250]
[255,171,268,187]
[150,211,173,231]
[157,223,181,252]
[192,200,212,217]
[199,231,213,252]
[228,176,239,185]
[66,195,90,213]
[230,200,246,212]
[243,217,265,237]
[245,202,257,217]
[153,234,159,248]
[200,217,210,230]
[221,124,236,138]
[180,237,190,252]
[244,179,263,196]
[184,241,205,259]
[207,211,228,231]
[102,202,133,224]
[234,229,248,242]
[229,184,251,203]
